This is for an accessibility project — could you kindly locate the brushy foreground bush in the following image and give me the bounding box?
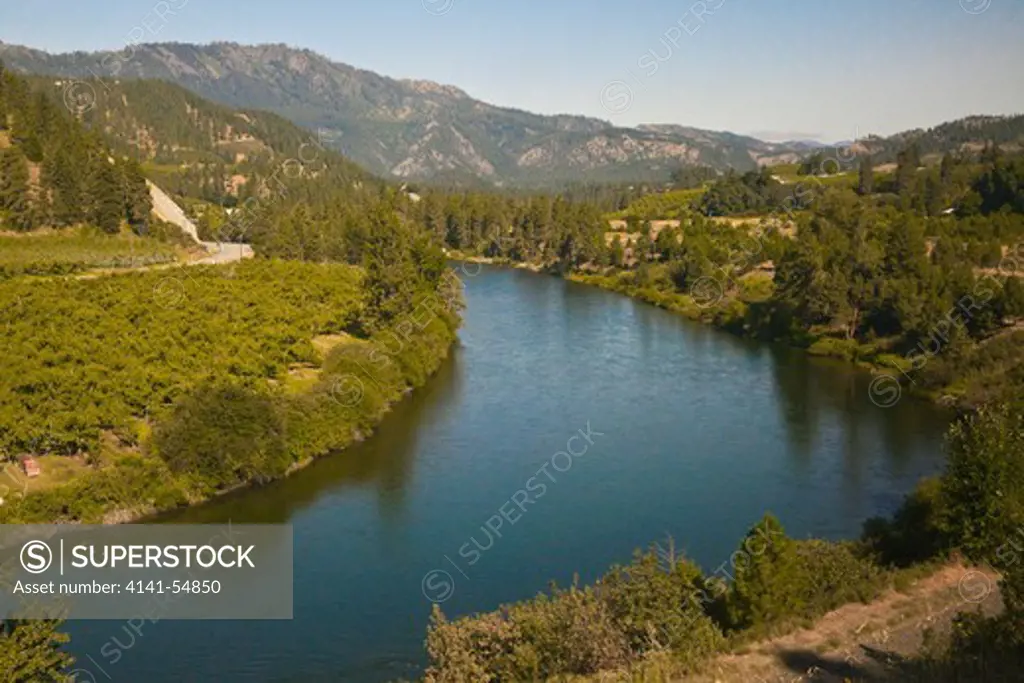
[424,515,893,681]
[724,515,887,637]
[862,476,946,567]
[425,551,723,682]
[937,404,1024,565]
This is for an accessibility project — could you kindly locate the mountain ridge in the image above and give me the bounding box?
[0,40,808,185]
[2,40,1022,187]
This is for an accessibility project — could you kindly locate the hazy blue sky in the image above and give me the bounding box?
[1,0,1022,141]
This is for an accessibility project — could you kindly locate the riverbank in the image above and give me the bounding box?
[0,286,461,525]
[564,269,1020,410]
[445,250,548,272]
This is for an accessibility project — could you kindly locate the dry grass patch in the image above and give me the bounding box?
[0,455,93,495]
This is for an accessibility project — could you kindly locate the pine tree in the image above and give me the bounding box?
[0,619,74,682]
[857,155,874,195]
[89,157,124,233]
[0,62,8,129]
[940,152,955,184]
[896,148,917,197]
[0,147,33,231]
[726,514,804,630]
[120,158,153,229]
[41,146,83,227]
[610,235,626,267]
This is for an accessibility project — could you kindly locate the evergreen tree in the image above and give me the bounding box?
[120,158,153,229]
[0,147,33,231]
[896,147,918,198]
[726,514,803,630]
[0,60,7,128]
[610,235,625,268]
[857,155,874,195]
[0,619,74,682]
[89,157,124,233]
[940,152,955,184]
[41,146,83,227]
[360,204,426,332]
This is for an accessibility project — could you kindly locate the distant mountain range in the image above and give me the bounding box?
[2,41,1022,187]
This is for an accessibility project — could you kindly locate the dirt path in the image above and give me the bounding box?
[681,563,1002,683]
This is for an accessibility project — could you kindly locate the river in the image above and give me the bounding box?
[66,264,952,682]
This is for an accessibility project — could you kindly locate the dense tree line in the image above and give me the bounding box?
[773,193,1024,347]
[0,62,152,233]
[696,167,814,216]
[411,190,608,269]
[245,176,611,274]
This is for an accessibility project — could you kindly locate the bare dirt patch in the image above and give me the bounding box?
[681,563,1002,683]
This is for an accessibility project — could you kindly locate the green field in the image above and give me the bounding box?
[0,230,183,279]
[0,259,364,456]
[0,257,460,522]
[606,188,707,221]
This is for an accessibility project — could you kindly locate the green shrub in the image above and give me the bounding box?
[424,607,519,683]
[862,476,947,567]
[725,515,886,635]
[795,539,887,611]
[151,381,291,494]
[424,585,630,682]
[600,550,725,669]
[807,336,863,361]
[511,586,630,678]
[938,404,1024,564]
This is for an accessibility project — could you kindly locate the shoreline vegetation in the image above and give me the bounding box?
[0,260,462,525]
[565,270,955,404]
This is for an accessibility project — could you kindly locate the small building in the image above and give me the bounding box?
[20,456,40,479]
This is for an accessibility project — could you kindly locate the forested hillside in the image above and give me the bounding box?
[0,62,152,233]
[20,74,375,207]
